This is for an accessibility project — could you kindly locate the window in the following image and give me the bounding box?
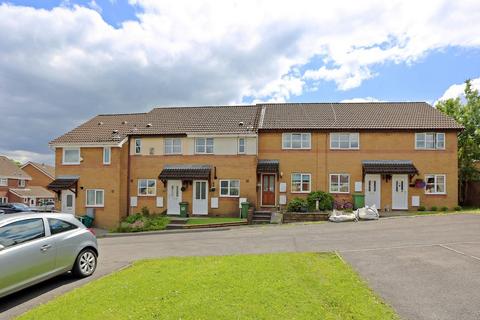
[63,148,80,164]
[330,133,359,149]
[0,218,45,248]
[138,179,156,196]
[164,138,182,154]
[48,218,77,235]
[282,133,311,149]
[103,147,111,164]
[0,178,7,186]
[0,197,7,204]
[86,189,104,207]
[18,179,26,187]
[291,173,311,193]
[195,138,214,154]
[425,174,446,194]
[415,133,445,150]
[134,139,142,154]
[220,180,240,197]
[330,174,350,193]
[238,138,245,154]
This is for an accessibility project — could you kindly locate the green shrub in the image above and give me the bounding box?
[287,198,308,212]
[113,214,169,233]
[440,206,449,212]
[430,206,438,211]
[417,206,426,211]
[454,206,462,211]
[306,191,334,211]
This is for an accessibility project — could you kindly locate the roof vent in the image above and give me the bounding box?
[238,121,244,126]
[122,121,128,125]
[146,123,152,128]
[112,129,119,134]
[98,121,103,125]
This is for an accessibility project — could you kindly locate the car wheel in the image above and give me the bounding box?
[72,248,97,278]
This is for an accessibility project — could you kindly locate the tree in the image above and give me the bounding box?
[436,79,480,204]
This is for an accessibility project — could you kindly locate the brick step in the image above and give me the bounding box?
[251,219,271,224]
[252,214,271,219]
[254,211,273,215]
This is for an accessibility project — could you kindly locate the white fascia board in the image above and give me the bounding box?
[186,132,257,138]
[49,137,127,149]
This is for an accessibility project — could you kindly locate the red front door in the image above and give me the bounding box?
[262,174,275,206]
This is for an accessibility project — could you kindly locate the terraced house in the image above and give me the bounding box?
[49,102,462,228]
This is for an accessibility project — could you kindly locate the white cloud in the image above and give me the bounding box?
[340,97,384,103]
[0,149,54,165]
[436,78,480,103]
[1,1,480,160]
[87,1,102,13]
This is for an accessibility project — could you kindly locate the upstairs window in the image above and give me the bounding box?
[425,174,446,194]
[63,148,80,165]
[103,147,111,165]
[0,178,7,186]
[195,138,214,154]
[330,133,359,149]
[18,179,26,187]
[415,133,445,150]
[164,138,182,154]
[282,133,311,149]
[138,179,156,196]
[238,138,245,154]
[134,139,142,154]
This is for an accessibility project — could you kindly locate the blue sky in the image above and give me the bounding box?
[0,0,479,163]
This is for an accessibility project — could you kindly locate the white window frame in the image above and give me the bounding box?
[164,138,182,155]
[291,173,311,193]
[219,179,240,197]
[18,179,25,187]
[329,174,351,194]
[424,174,447,195]
[134,139,142,154]
[0,178,7,186]
[282,133,311,150]
[415,133,445,150]
[103,147,111,165]
[330,132,360,150]
[238,138,246,154]
[62,147,80,165]
[0,197,7,204]
[137,179,157,196]
[195,137,214,154]
[86,189,104,207]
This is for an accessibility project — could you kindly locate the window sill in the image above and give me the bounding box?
[62,162,80,166]
[329,148,360,151]
[330,191,350,194]
[219,195,240,198]
[137,194,157,197]
[291,191,310,194]
[85,205,104,208]
[424,193,447,196]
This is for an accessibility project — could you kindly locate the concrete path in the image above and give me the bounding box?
[1,214,479,320]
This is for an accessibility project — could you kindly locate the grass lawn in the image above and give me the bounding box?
[412,207,480,216]
[186,217,246,225]
[18,253,398,320]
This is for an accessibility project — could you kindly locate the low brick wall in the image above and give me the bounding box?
[283,212,329,223]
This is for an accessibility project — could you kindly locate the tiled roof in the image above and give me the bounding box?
[159,164,212,180]
[50,102,462,145]
[47,177,79,191]
[362,160,419,175]
[9,186,55,198]
[257,160,279,173]
[260,102,463,130]
[0,156,31,180]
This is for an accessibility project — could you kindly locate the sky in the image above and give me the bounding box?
[0,0,479,165]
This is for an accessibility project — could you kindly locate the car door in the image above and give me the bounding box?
[47,218,81,270]
[0,218,56,297]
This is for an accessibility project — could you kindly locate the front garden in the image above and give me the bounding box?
[17,253,398,320]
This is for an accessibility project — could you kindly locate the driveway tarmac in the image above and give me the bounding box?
[1,214,479,320]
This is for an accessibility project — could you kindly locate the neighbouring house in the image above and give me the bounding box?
[49,102,462,228]
[20,161,55,188]
[0,156,55,206]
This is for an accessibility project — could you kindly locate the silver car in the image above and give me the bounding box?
[0,213,98,298]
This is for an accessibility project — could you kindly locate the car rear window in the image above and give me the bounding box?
[48,218,78,235]
[0,218,45,248]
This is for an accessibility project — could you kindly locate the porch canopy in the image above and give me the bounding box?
[47,176,79,196]
[362,160,418,176]
[257,159,279,174]
[159,164,211,181]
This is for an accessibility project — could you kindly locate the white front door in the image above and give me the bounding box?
[61,190,75,214]
[167,180,182,215]
[365,174,381,209]
[392,174,408,210]
[29,198,36,207]
[193,180,208,215]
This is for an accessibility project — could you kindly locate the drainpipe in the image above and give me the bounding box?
[126,137,131,216]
